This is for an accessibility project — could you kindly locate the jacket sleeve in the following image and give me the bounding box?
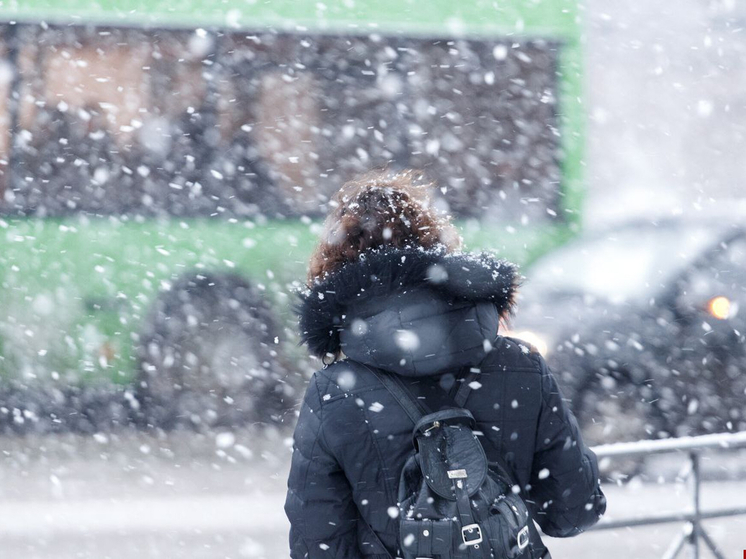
[284,374,361,558]
[527,354,607,537]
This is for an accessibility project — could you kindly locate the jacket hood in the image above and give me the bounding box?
[298,246,519,376]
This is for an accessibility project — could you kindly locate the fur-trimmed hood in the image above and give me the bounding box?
[298,246,519,376]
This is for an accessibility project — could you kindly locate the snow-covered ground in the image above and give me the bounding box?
[1,430,745,559]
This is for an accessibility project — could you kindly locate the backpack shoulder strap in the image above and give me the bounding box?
[449,370,519,484]
[359,363,426,425]
[453,370,480,408]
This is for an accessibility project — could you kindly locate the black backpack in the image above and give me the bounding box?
[368,366,535,559]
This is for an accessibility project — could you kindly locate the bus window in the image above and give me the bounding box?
[5,27,151,216]
[311,36,408,198]
[254,70,322,215]
[404,39,561,220]
[220,33,560,220]
[219,33,407,217]
[0,26,562,222]
[3,26,230,218]
[0,35,11,199]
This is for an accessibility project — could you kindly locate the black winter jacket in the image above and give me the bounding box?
[286,246,606,558]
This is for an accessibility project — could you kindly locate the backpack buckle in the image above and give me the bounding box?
[461,523,483,546]
[517,525,530,550]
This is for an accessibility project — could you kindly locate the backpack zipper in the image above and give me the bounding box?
[424,420,441,434]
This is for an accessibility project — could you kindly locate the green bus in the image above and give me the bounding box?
[0,0,583,430]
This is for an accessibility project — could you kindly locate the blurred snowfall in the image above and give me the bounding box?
[2,0,746,558]
[585,0,746,227]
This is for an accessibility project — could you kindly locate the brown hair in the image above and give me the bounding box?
[307,170,462,283]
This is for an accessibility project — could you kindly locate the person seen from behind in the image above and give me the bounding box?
[285,170,606,558]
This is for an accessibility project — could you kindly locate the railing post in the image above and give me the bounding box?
[587,430,746,559]
[689,452,700,559]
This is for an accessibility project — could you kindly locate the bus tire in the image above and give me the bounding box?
[135,272,281,429]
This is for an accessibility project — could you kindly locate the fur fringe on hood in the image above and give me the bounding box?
[297,245,520,359]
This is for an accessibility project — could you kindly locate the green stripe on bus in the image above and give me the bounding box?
[0,0,579,38]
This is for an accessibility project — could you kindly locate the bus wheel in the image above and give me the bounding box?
[136,272,280,429]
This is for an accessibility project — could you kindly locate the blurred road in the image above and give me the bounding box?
[1,431,745,559]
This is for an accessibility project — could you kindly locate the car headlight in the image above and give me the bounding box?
[707,295,732,320]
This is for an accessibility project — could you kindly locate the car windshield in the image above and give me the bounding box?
[527,225,719,302]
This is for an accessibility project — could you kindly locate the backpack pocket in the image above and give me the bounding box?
[485,495,531,558]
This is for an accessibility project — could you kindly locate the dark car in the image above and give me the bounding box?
[509,219,746,444]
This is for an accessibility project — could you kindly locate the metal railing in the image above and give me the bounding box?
[588,431,746,559]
